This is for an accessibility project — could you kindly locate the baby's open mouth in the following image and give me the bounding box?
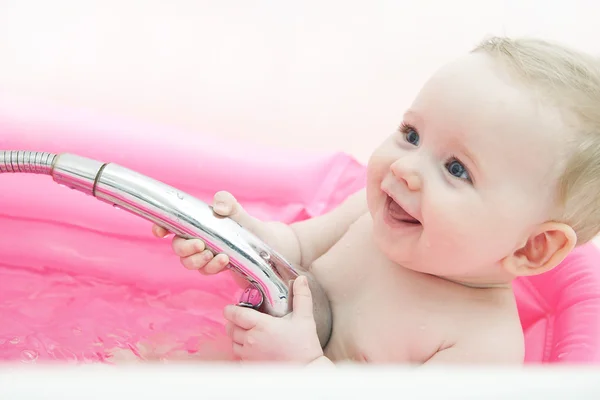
[386,195,420,225]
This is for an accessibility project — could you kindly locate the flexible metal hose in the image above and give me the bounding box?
[0,150,56,175]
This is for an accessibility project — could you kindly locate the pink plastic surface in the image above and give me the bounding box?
[1,95,600,364]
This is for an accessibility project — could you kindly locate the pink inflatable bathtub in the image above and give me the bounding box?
[1,96,600,364]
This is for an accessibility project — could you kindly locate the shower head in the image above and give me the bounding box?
[0,150,300,318]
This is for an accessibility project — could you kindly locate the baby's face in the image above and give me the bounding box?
[366,52,571,284]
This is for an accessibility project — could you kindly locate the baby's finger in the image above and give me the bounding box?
[213,191,259,229]
[212,191,238,216]
[223,304,263,330]
[152,224,169,238]
[200,253,229,275]
[232,342,244,360]
[225,322,247,345]
[291,276,314,320]
[180,250,213,270]
[172,236,205,258]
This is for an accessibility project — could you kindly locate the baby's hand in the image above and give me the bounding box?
[223,276,324,363]
[152,190,259,275]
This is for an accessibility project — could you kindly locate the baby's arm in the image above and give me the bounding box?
[289,187,367,269]
[153,188,367,274]
[153,188,366,348]
[237,187,367,271]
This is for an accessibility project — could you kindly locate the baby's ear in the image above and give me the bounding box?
[501,222,577,277]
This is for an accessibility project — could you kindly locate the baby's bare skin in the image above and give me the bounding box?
[154,188,524,364]
[151,50,581,364]
[310,212,524,363]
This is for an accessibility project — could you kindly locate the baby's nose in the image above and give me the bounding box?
[390,162,422,191]
[403,174,422,191]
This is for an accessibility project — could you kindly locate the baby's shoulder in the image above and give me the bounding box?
[451,297,524,363]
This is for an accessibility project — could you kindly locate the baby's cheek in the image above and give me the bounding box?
[426,200,477,238]
[424,202,490,252]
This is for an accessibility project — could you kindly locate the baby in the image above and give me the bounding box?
[153,36,600,365]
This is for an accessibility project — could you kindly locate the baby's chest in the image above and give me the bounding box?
[310,216,385,297]
[311,218,462,363]
[327,285,453,363]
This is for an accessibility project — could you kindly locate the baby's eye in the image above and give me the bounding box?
[445,159,471,182]
[400,123,420,146]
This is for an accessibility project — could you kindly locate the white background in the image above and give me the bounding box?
[1,0,599,164]
[1,364,600,399]
[1,1,600,393]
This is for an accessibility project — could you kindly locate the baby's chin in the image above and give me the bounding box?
[372,236,421,269]
[374,240,464,276]
[373,230,516,284]
[372,218,471,276]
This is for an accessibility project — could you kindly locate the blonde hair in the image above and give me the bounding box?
[472,36,600,245]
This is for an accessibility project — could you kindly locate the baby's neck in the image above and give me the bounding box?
[436,275,512,289]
